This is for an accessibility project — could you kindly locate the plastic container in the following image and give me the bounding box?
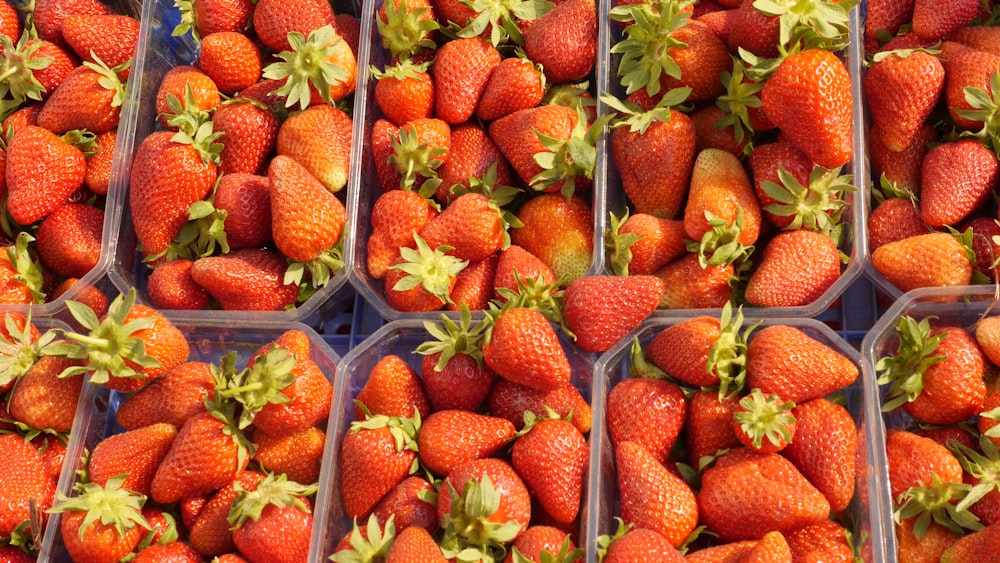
[104,0,360,325]
[346,0,611,321]
[859,284,1000,561]
[591,315,888,562]
[37,320,341,563]
[313,319,597,560]
[598,5,869,318]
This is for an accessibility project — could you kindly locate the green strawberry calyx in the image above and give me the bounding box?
[752,0,857,53]
[415,305,489,371]
[5,232,45,304]
[0,31,51,103]
[595,517,631,562]
[491,271,567,330]
[376,0,439,62]
[761,164,856,243]
[172,0,204,45]
[456,0,553,47]
[263,25,351,110]
[893,473,983,538]
[708,302,756,399]
[46,288,162,386]
[511,537,584,563]
[389,233,469,305]
[609,0,694,97]
[82,51,130,108]
[388,124,447,191]
[135,511,178,551]
[47,475,152,541]
[875,315,946,413]
[685,209,753,269]
[715,58,763,147]
[957,71,1000,158]
[605,210,643,277]
[159,197,230,264]
[532,106,613,198]
[0,310,56,389]
[449,165,524,249]
[369,59,432,84]
[947,435,1000,512]
[543,81,596,118]
[228,473,317,529]
[286,239,346,293]
[205,380,258,470]
[439,475,523,562]
[602,87,692,134]
[627,336,671,380]
[329,514,395,563]
[351,401,422,455]
[215,347,295,430]
[733,388,796,450]
[163,85,223,166]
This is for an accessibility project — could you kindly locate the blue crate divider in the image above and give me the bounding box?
[816,275,882,346]
[322,289,385,357]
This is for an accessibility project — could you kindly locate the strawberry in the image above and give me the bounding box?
[375,0,439,62]
[384,235,468,313]
[0,1,20,45]
[691,104,748,156]
[436,459,531,556]
[49,278,108,315]
[977,317,1000,367]
[373,60,435,126]
[616,441,698,548]
[962,216,1000,281]
[489,104,591,194]
[7,355,82,432]
[147,259,212,311]
[638,20,729,102]
[252,0,336,53]
[868,196,929,250]
[746,324,858,404]
[89,423,177,497]
[744,229,842,308]
[196,32,261,95]
[253,426,325,485]
[920,140,999,227]
[367,189,438,279]
[782,398,856,512]
[731,389,795,454]
[115,361,215,430]
[35,202,103,279]
[683,148,761,259]
[524,0,596,85]
[727,0,780,58]
[487,379,592,435]
[385,526,448,562]
[154,66,221,126]
[419,192,506,263]
[372,476,438,533]
[482,307,571,391]
[896,516,960,562]
[606,212,687,276]
[0,433,57,538]
[699,448,830,542]
[276,103,353,193]
[61,14,140,78]
[188,470,266,557]
[761,49,853,169]
[748,141,820,230]
[5,126,87,225]
[864,0,916,51]
[356,354,431,420]
[436,122,513,202]
[261,23,358,107]
[492,244,556,300]
[213,101,279,176]
[600,523,684,563]
[511,414,587,524]
[654,253,733,309]
[32,0,112,45]
[607,375,686,465]
[477,56,545,122]
[886,428,964,502]
[384,117,451,192]
[872,232,974,291]
[0,37,77,105]
[190,248,299,310]
[878,320,987,426]
[229,474,316,563]
[941,520,1000,561]
[433,36,502,124]
[944,48,1000,131]
[448,256,498,310]
[504,526,581,563]
[85,129,117,195]
[37,57,126,134]
[865,49,945,153]
[0,547,33,563]
[912,0,979,40]
[133,542,202,563]
[0,234,42,305]
[340,411,420,519]
[510,193,593,283]
[419,410,515,476]
[212,173,272,250]
[50,477,149,563]
[785,520,854,562]
[367,119,399,193]
[563,274,663,352]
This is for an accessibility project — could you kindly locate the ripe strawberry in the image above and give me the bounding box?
[448,255,497,310]
[373,60,435,126]
[944,48,1000,131]
[748,141,816,230]
[276,103,353,193]
[340,412,420,519]
[51,477,149,563]
[253,426,325,485]
[367,189,438,279]
[196,32,261,95]
[85,129,117,195]
[436,459,531,551]
[356,354,431,420]
[912,0,979,40]
[962,216,1000,281]
[699,448,830,542]
[511,415,587,524]
[211,173,272,251]
[492,244,556,301]
[89,423,177,497]
[213,101,279,176]
[744,229,842,308]
[0,433,57,538]
[0,1,20,45]
[384,236,467,313]
[761,49,853,169]
[510,193,593,283]
[864,0,916,51]
[372,476,438,533]
[871,232,974,291]
[727,0,780,58]
[504,526,581,563]
[386,526,448,562]
[691,105,748,156]
[252,0,336,53]
[976,317,1000,367]
[0,234,41,306]
[32,0,112,45]
[563,275,663,352]
[477,56,545,122]
[731,389,795,454]
[229,474,316,563]
[115,361,214,430]
[524,0,596,85]
[616,441,698,548]
[487,379,592,435]
[263,24,357,108]
[746,325,858,404]
[147,259,212,310]
[940,520,1000,561]
[885,429,963,500]
[601,524,684,563]
[489,104,582,193]
[154,66,221,126]
[187,471,265,557]
[50,278,108,314]
[37,57,125,134]
[436,122,513,202]
[683,148,761,253]
[419,410,515,476]
[433,36,502,124]
[133,542,202,563]
[868,197,929,250]
[190,248,299,310]
[663,23,731,102]
[896,516,960,563]
[785,520,854,562]
[0,547,33,563]
[35,202,103,279]
[654,253,733,309]
[782,398,856,512]
[7,355,82,432]
[5,126,87,225]
[61,14,140,78]
[607,377,686,465]
[482,307,571,391]
[920,140,999,227]
[419,192,505,263]
[606,212,687,276]
[865,49,944,153]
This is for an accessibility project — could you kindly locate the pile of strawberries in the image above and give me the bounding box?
[603,0,859,311]
[0,0,139,307]
[128,0,360,312]
[359,0,603,315]
[865,0,1000,296]
[875,309,1000,559]
[598,309,864,560]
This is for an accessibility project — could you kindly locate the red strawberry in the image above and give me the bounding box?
[89,423,177,497]
[687,389,743,469]
[510,193,594,283]
[868,196,929,250]
[213,101,279,176]
[511,415,588,524]
[435,121,513,202]
[731,389,796,454]
[864,0,916,50]
[51,477,148,563]
[355,354,431,420]
[276,103,353,193]
[384,236,467,313]
[37,58,125,134]
[196,31,261,94]
[230,474,316,563]
[885,429,963,500]
[616,441,698,548]
[188,470,266,557]
[601,524,684,563]
[246,330,332,437]
[174,0,253,39]
[477,56,545,121]
[115,361,215,430]
[492,244,556,300]
[436,459,532,549]
[133,542,202,563]
[0,434,56,538]
[782,398,857,512]
[962,216,1000,281]
[691,105,748,156]
[944,48,1000,130]
[871,232,974,291]
[433,36,501,124]
[35,202,103,279]
[606,212,687,276]
[32,0,112,45]
[504,526,581,563]
[482,307,571,391]
[524,0,596,85]
[85,129,117,195]
[744,229,842,308]
[489,104,580,193]
[419,192,505,263]
[941,521,1000,562]
[253,426,325,485]
[727,0,780,58]
[912,0,979,40]
[268,155,347,270]
[154,66,221,126]
[340,412,420,519]
[190,248,299,310]
[147,259,212,310]
[654,253,733,309]
[7,355,82,432]
[563,275,663,352]
[920,140,998,227]
[683,148,761,255]
[660,22,730,102]
[62,15,139,78]
[252,0,336,53]
[373,60,435,126]
[385,526,448,562]
[785,520,854,562]
[366,189,438,279]
[607,377,686,465]
[745,325,858,404]
[487,379,592,435]
[447,255,497,311]
[5,126,87,225]
[213,173,272,250]
[748,141,815,230]
[372,476,438,533]
[0,1,20,45]
[419,410,515,476]
[865,49,945,153]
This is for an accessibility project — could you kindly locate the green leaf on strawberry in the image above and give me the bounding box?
[531,106,612,198]
[329,514,395,563]
[3,232,45,304]
[876,316,947,413]
[753,0,856,52]
[457,0,553,47]
[603,87,692,134]
[228,473,317,529]
[263,25,350,110]
[609,0,694,96]
[0,31,52,103]
[47,475,151,541]
[761,164,856,239]
[416,305,488,371]
[605,210,643,277]
[439,475,523,561]
[894,474,983,538]
[388,125,447,191]
[957,71,1000,157]
[215,348,295,430]
[389,233,469,305]
[947,435,1000,511]
[734,388,796,450]
[715,58,763,146]
[377,0,439,61]
[709,302,755,399]
[0,310,56,389]
[685,209,753,268]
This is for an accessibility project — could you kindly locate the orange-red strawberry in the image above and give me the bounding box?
[0,235,40,305]
[61,14,139,78]
[276,103,353,192]
[607,377,686,465]
[213,173,272,250]
[912,0,979,40]
[872,232,974,291]
[5,126,87,225]
[492,244,556,300]
[147,258,212,310]
[133,542,202,563]
[944,48,1000,130]
[731,389,795,454]
[0,546,33,563]
[684,388,751,471]
[433,36,501,124]
[383,116,451,192]
[1,37,77,103]
[51,477,149,563]
[188,470,265,557]
[190,248,299,310]
[115,361,215,430]
[563,275,663,352]
[482,307,571,391]
[727,0,780,58]
[419,192,505,263]
[384,236,467,313]
[7,355,82,432]
[367,189,438,279]
[89,423,177,497]
[865,49,945,153]
[885,429,963,500]
[252,0,336,53]
[683,148,761,255]
[761,49,853,169]
[385,526,448,562]
[373,60,435,126]
[154,66,221,126]
[647,318,724,388]
[0,434,56,538]
[50,278,108,314]
[436,458,532,548]
[229,474,316,563]
[489,104,579,192]
[616,441,698,548]
[85,129,117,195]
[962,216,1000,281]
[607,212,687,276]
[868,196,929,250]
[477,56,545,121]
[253,426,325,485]
[940,520,1000,562]
[435,122,512,202]
[602,525,684,563]
[213,100,279,176]
[748,141,813,230]
[504,526,581,563]
[263,24,357,108]
[864,0,916,51]
[510,193,593,283]
[698,448,830,542]
[419,410,515,476]
[372,476,438,533]
[37,57,126,134]
[745,324,858,404]
[744,229,842,308]
[35,202,103,279]
[782,398,856,512]
[247,331,333,438]
[659,22,730,102]
[196,31,261,95]
[32,0,112,45]
[447,255,497,311]
[654,253,733,309]
[487,379,592,435]
[977,317,1000,368]
[340,411,420,519]
[524,0,596,85]
[920,140,998,227]
[356,354,431,420]
[511,415,587,524]
[691,105,748,156]
[0,1,20,45]
[785,520,854,562]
